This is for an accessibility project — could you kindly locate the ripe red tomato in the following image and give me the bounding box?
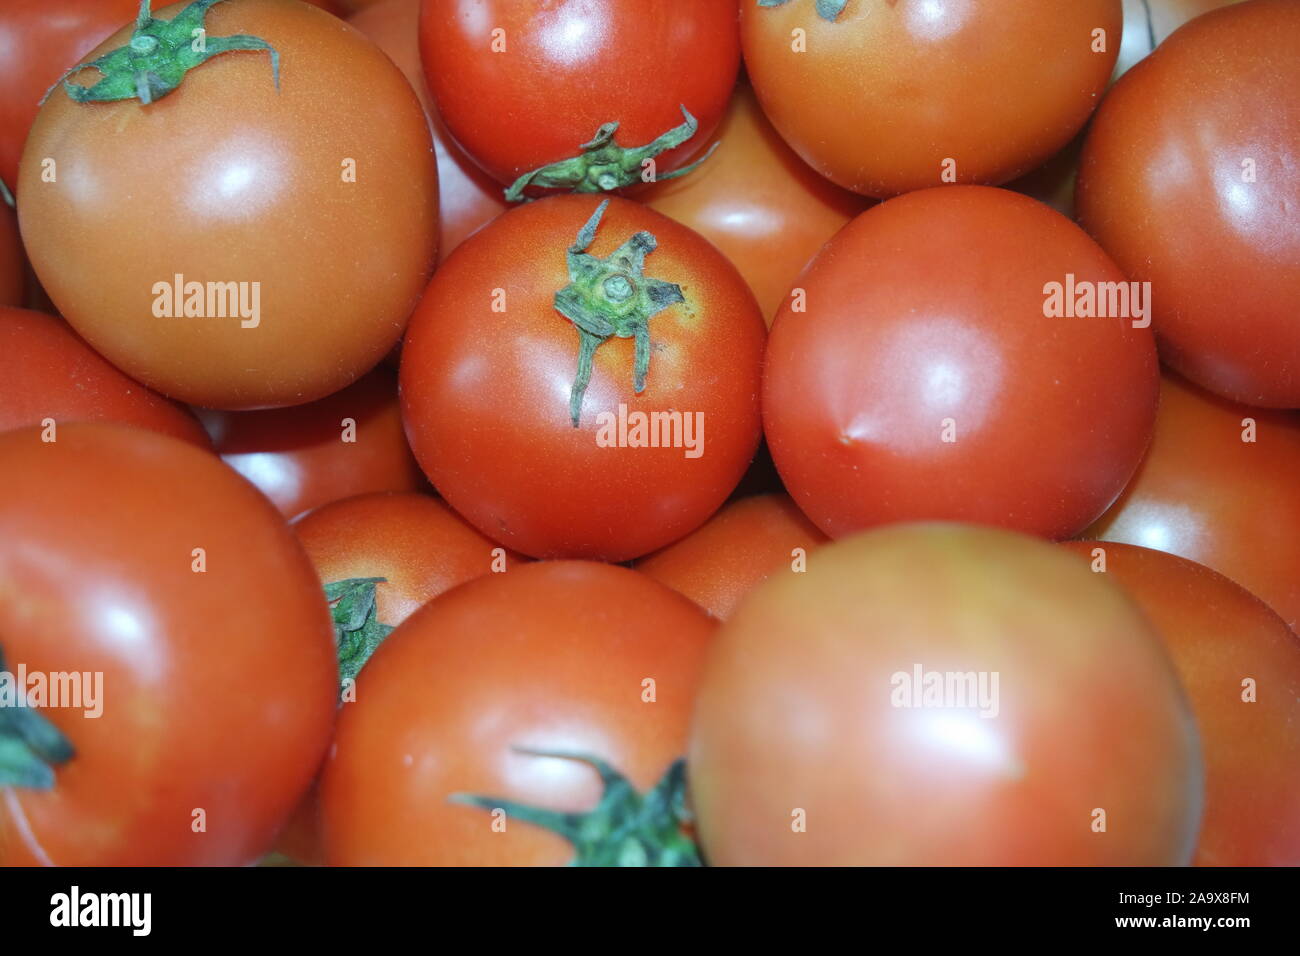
[18,0,437,409]
[196,367,425,521]
[1087,374,1300,633]
[1060,541,1300,866]
[764,186,1158,541]
[321,561,715,865]
[0,423,337,865]
[1077,0,1300,407]
[400,195,766,561]
[419,0,739,194]
[349,0,507,263]
[741,0,1121,198]
[294,491,527,629]
[635,494,827,620]
[0,306,210,446]
[690,523,1203,865]
[0,197,22,307]
[1114,0,1245,77]
[0,0,141,191]
[643,84,870,324]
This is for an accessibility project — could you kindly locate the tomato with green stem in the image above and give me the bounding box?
[0,423,337,865]
[400,194,765,562]
[690,523,1203,865]
[18,0,437,409]
[1060,540,1300,866]
[321,561,715,866]
[0,306,210,446]
[419,0,739,197]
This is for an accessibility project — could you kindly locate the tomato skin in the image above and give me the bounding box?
[1114,0,1246,78]
[0,201,23,307]
[1078,0,1300,407]
[293,491,527,626]
[349,0,507,263]
[400,194,766,562]
[764,186,1158,541]
[0,306,210,446]
[0,423,337,866]
[196,367,425,521]
[419,0,740,188]
[1088,374,1300,633]
[635,494,826,620]
[741,0,1121,198]
[690,523,1203,866]
[1060,541,1300,866]
[642,85,870,324]
[0,0,141,192]
[18,0,438,410]
[321,561,714,866]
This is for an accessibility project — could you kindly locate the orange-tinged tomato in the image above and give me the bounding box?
[690,523,1203,865]
[1088,374,1300,633]
[0,306,210,446]
[0,423,337,865]
[18,0,438,409]
[643,85,869,324]
[1061,541,1300,866]
[321,561,715,865]
[635,494,827,620]
[197,367,425,521]
[741,0,1121,198]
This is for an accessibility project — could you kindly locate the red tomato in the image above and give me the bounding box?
[1060,541,1300,866]
[1087,374,1300,633]
[635,494,827,620]
[18,0,437,409]
[294,491,527,629]
[419,0,740,194]
[349,0,507,262]
[690,523,1203,865]
[643,84,870,324]
[0,306,210,446]
[741,0,1121,198]
[196,367,425,521]
[321,561,715,865]
[764,186,1158,541]
[400,195,766,561]
[1077,0,1300,407]
[0,423,337,865]
[0,197,22,307]
[1114,0,1246,77]
[0,0,141,191]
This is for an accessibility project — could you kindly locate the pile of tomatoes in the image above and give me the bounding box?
[0,0,1296,868]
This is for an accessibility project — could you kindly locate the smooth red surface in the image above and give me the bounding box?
[764,186,1158,541]
[643,84,870,324]
[321,561,715,865]
[635,494,827,620]
[349,0,507,262]
[197,367,425,521]
[0,305,210,446]
[0,424,337,865]
[690,523,1203,866]
[18,0,438,409]
[1078,0,1300,407]
[400,195,766,561]
[1060,541,1300,866]
[741,0,1120,198]
[1088,374,1300,633]
[420,0,740,188]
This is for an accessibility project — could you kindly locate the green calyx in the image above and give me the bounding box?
[758,0,849,22]
[324,578,394,689]
[450,751,702,867]
[0,647,75,789]
[46,0,280,106]
[0,179,13,209]
[553,199,684,427]
[504,105,719,203]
